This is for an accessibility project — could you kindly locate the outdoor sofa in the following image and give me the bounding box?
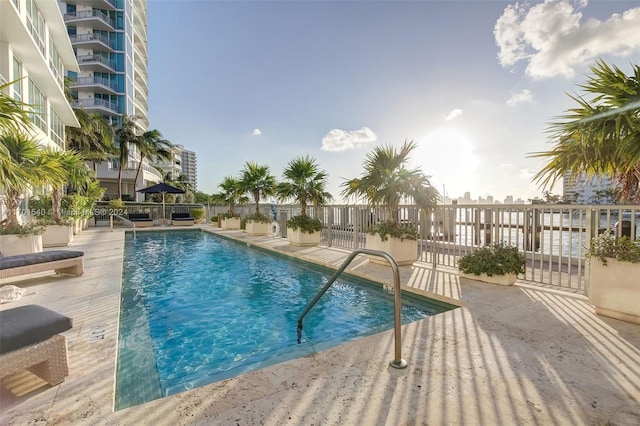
[0,305,73,386]
[0,250,84,280]
[128,213,154,227]
[171,212,195,226]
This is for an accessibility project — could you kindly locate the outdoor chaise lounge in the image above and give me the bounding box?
[127,213,154,227]
[0,250,84,280]
[171,212,195,226]
[0,305,73,386]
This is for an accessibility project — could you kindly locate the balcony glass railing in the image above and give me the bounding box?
[76,54,117,71]
[74,98,118,112]
[72,76,119,92]
[69,33,116,50]
[64,10,116,29]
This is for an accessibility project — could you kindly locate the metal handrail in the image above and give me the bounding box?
[110,214,136,233]
[297,248,407,369]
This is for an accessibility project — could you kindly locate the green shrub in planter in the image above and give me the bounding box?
[190,208,205,220]
[211,215,219,222]
[287,215,322,234]
[368,220,418,242]
[458,243,526,277]
[587,235,640,265]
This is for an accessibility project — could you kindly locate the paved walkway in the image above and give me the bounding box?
[1,226,639,425]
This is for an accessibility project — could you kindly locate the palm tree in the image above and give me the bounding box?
[114,116,138,200]
[277,155,331,217]
[239,161,277,215]
[134,129,172,192]
[0,79,31,134]
[216,176,248,216]
[66,108,115,174]
[41,149,91,223]
[0,130,65,229]
[341,140,439,225]
[530,60,640,202]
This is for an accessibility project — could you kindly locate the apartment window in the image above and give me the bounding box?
[25,0,46,56]
[48,36,64,89]
[28,78,46,132]
[12,57,22,102]
[50,110,64,149]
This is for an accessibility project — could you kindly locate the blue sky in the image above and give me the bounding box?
[147,0,640,203]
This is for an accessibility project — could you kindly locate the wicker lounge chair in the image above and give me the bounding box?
[171,212,194,226]
[128,213,154,227]
[0,250,84,280]
[0,305,73,386]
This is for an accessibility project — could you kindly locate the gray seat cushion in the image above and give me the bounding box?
[0,250,84,270]
[0,305,73,354]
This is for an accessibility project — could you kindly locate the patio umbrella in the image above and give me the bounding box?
[137,182,185,219]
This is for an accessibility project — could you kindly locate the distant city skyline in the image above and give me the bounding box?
[147,0,640,202]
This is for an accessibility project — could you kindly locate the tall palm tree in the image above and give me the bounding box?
[114,116,138,200]
[0,79,31,134]
[239,161,277,215]
[66,108,115,174]
[134,129,172,192]
[0,130,65,229]
[41,149,91,223]
[277,155,331,217]
[530,60,640,202]
[216,176,248,216]
[341,140,439,224]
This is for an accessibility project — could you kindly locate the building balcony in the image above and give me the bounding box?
[76,54,117,73]
[69,33,116,53]
[64,0,116,11]
[64,10,116,32]
[74,98,118,115]
[71,76,119,96]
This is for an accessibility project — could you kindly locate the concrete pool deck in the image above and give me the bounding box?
[1,226,639,425]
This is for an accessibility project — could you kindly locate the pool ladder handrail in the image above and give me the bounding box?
[110,214,136,234]
[297,248,407,369]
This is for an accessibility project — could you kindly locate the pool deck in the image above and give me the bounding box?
[1,226,639,425]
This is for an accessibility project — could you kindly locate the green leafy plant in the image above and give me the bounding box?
[210,215,219,222]
[587,235,640,265]
[368,220,418,242]
[0,221,45,236]
[244,213,271,224]
[190,208,205,220]
[287,215,322,234]
[219,212,239,220]
[458,243,526,277]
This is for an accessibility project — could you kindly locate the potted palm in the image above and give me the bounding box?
[239,161,276,236]
[216,176,247,230]
[0,130,63,255]
[190,207,206,224]
[277,156,330,246]
[587,234,640,324]
[457,243,526,286]
[341,140,439,265]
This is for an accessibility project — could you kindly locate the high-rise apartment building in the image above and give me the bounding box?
[177,144,198,191]
[563,171,617,204]
[1,0,80,150]
[60,0,160,200]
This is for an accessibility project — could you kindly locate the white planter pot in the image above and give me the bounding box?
[458,271,517,286]
[365,233,417,266]
[0,234,43,256]
[221,217,241,230]
[245,221,270,236]
[589,258,640,324]
[72,219,82,235]
[42,225,73,247]
[286,228,320,247]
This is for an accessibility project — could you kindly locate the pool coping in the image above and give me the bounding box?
[1,226,639,425]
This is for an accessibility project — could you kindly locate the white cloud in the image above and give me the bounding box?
[507,89,534,106]
[444,109,463,121]
[519,168,536,180]
[321,127,377,152]
[252,129,262,136]
[494,0,640,79]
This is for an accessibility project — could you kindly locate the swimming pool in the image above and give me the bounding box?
[115,230,455,409]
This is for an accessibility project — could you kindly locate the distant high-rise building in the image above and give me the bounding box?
[177,144,197,191]
[1,0,80,150]
[153,145,183,181]
[563,172,617,204]
[60,0,161,200]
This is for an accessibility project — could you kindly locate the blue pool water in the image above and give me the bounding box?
[115,230,454,409]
